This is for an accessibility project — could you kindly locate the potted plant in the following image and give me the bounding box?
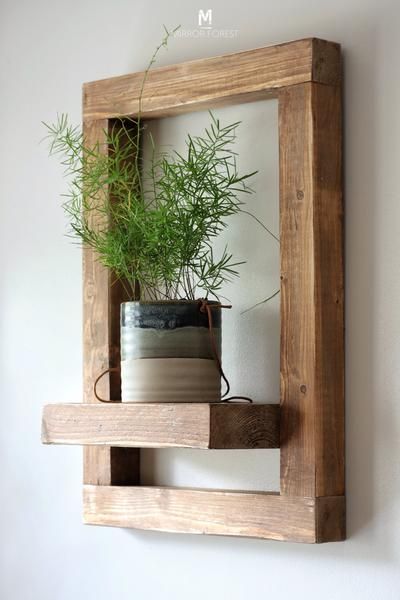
[44,30,257,403]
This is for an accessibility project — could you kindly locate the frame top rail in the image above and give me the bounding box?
[83,37,341,120]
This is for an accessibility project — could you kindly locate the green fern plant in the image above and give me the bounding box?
[43,27,257,301]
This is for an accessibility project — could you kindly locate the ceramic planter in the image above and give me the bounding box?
[120,301,221,403]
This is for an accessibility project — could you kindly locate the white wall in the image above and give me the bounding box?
[1,0,400,599]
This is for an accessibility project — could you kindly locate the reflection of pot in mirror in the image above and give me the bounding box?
[120,301,221,403]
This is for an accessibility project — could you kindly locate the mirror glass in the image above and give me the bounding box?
[140,99,280,491]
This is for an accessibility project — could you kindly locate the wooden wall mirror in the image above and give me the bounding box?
[42,37,345,543]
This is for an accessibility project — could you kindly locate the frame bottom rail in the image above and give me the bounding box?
[83,485,345,543]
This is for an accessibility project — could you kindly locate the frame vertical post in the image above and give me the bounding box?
[82,118,140,485]
[279,82,344,499]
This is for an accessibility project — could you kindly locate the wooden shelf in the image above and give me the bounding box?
[83,485,345,543]
[41,403,280,449]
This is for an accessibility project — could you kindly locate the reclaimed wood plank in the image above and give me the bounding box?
[83,38,340,120]
[82,118,139,485]
[83,485,345,543]
[278,81,344,497]
[41,403,280,449]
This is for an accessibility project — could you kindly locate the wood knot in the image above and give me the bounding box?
[300,384,307,394]
[296,190,304,200]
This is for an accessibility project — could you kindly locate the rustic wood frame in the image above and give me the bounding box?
[42,38,344,543]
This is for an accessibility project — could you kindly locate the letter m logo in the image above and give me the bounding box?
[198,9,212,27]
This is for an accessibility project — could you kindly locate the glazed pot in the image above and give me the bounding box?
[120,301,221,403]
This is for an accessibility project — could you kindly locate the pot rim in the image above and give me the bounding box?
[121,299,221,306]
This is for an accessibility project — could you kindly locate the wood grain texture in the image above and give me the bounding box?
[82,118,139,485]
[316,495,346,543]
[41,403,280,449]
[278,82,344,497]
[83,485,345,543]
[209,403,280,448]
[83,38,340,120]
